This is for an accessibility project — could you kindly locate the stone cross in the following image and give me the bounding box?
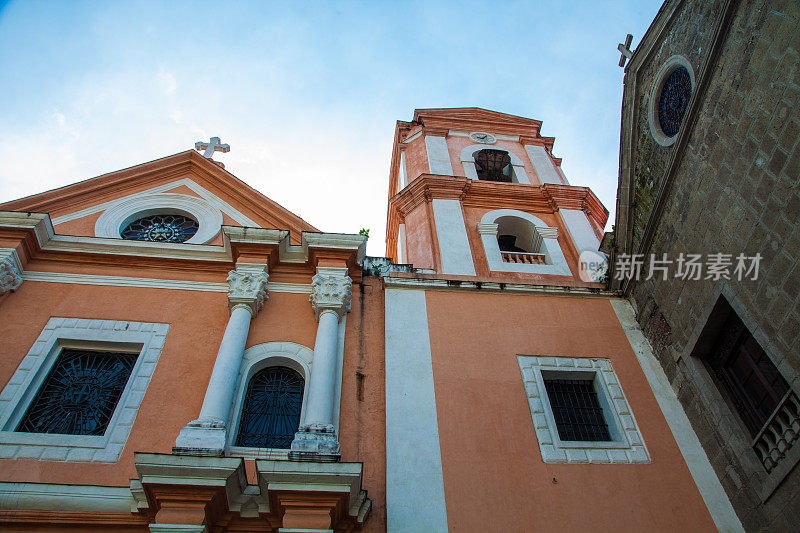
[195,136,230,159]
[618,34,633,67]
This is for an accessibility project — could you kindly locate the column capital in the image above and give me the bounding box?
[227,264,268,317]
[536,226,559,240]
[309,268,352,320]
[0,249,23,295]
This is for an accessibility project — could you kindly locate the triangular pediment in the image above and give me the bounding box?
[0,150,317,243]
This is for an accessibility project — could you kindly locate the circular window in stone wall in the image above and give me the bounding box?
[121,213,199,243]
[648,55,695,146]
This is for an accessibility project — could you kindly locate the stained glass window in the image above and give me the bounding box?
[658,66,692,137]
[16,349,137,436]
[235,367,304,449]
[121,213,199,243]
[544,378,611,442]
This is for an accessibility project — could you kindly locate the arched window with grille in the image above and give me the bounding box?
[234,366,304,449]
[474,149,513,182]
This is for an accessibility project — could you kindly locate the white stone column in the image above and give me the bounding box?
[174,264,268,455]
[0,249,23,295]
[290,267,351,461]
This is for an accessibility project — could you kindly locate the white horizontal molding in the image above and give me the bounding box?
[1,212,366,267]
[383,276,614,297]
[0,482,134,513]
[22,271,312,294]
[46,234,231,262]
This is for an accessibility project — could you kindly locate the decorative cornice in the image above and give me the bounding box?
[0,248,23,294]
[227,265,269,316]
[386,176,608,253]
[309,268,352,320]
[0,211,365,274]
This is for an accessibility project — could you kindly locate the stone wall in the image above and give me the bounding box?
[623,0,800,530]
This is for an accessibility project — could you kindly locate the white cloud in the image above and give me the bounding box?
[157,68,177,95]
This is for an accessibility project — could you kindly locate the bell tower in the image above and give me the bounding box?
[385,108,608,282]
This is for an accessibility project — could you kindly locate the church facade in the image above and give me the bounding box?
[0,108,740,531]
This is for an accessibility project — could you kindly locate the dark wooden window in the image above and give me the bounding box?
[544,378,611,441]
[701,301,789,437]
[17,349,137,436]
[235,367,304,449]
[474,149,513,182]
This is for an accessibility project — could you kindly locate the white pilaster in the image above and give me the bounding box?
[0,248,23,295]
[174,264,268,455]
[397,151,408,193]
[524,145,564,185]
[425,136,454,175]
[290,267,351,460]
[432,198,476,276]
[560,209,601,255]
[511,164,531,184]
[397,223,407,264]
[385,288,448,532]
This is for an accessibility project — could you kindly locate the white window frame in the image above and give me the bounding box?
[478,209,572,275]
[94,192,224,244]
[460,144,531,184]
[517,355,650,464]
[0,317,169,463]
[226,341,316,460]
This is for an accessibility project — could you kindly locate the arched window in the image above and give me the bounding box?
[474,149,513,182]
[496,216,541,256]
[477,209,571,275]
[460,145,531,184]
[234,366,304,449]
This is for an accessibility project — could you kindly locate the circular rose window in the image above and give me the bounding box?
[121,213,199,243]
[657,66,692,137]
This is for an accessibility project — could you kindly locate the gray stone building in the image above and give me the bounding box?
[611,0,800,530]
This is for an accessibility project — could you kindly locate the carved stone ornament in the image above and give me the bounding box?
[227,268,269,316]
[0,254,23,295]
[289,423,341,461]
[309,273,352,319]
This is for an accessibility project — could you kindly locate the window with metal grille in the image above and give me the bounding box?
[235,366,304,449]
[543,378,612,442]
[16,349,137,436]
[474,149,513,182]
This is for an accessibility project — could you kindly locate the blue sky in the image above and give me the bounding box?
[0,0,661,256]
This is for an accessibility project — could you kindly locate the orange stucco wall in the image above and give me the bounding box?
[401,137,428,184]
[402,203,436,271]
[424,290,716,532]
